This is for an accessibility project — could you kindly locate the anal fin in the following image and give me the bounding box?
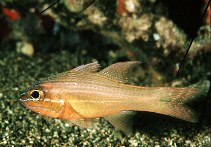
[105,111,135,134]
[71,118,99,128]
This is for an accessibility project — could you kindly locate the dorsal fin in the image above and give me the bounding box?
[45,61,100,82]
[99,61,140,83]
[71,61,100,73]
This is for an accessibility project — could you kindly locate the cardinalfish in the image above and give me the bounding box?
[20,61,203,133]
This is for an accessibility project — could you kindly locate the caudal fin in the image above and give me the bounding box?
[136,87,205,122]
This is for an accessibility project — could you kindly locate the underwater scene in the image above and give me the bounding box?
[0,0,211,146]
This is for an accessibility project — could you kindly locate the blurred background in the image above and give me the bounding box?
[0,0,210,146]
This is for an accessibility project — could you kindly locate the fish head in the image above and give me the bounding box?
[20,84,65,118]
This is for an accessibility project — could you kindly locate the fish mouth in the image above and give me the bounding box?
[20,98,33,102]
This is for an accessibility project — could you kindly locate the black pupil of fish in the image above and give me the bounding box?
[31,90,40,99]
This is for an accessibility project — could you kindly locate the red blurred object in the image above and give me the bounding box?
[2,8,20,21]
[117,0,126,16]
[205,0,211,24]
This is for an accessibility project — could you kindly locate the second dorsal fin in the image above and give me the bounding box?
[99,61,140,83]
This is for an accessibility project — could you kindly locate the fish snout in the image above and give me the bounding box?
[19,92,30,102]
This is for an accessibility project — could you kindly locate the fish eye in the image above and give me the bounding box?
[30,90,43,99]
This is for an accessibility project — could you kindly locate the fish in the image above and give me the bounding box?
[20,61,203,133]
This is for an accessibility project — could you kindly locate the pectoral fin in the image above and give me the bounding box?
[105,111,136,134]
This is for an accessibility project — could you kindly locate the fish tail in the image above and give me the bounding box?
[158,87,201,122]
[135,86,206,122]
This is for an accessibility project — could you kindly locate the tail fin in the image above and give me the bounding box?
[137,86,206,122]
[157,88,198,122]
